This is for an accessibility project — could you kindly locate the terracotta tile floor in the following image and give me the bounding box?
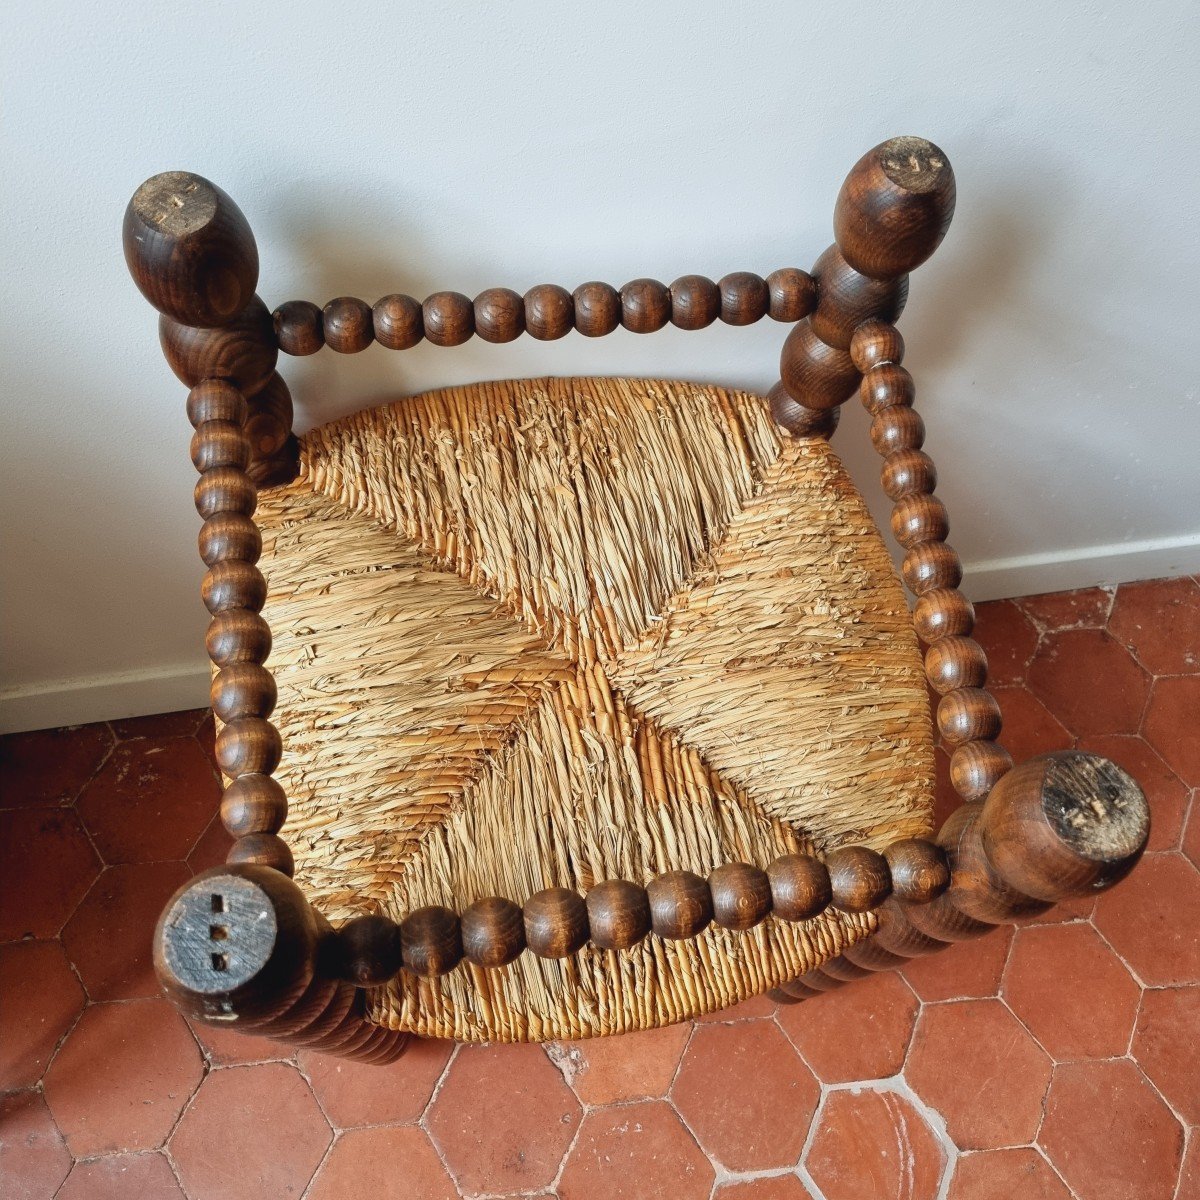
[1,576,1197,1199]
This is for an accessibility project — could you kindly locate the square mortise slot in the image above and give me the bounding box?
[209,924,228,941]
[210,894,225,914]
[211,952,229,972]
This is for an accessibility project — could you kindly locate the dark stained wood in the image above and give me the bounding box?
[199,513,261,567]
[205,608,272,667]
[880,448,937,500]
[937,688,1003,746]
[227,832,295,876]
[211,662,277,721]
[884,838,950,903]
[766,854,832,921]
[870,407,925,456]
[220,773,287,836]
[322,297,374,353]
[901,541,962,595]
[423,291,474,346]
[708,862,772,931]
[586,879,652,950]
[833,137,956,279]
[850,319,905,372]
[647,870,713,939]
[525,284,575,340]
[669,275,721,331]
[244,373,293,459]
[202,561,267,614]
[272,300,324,356]
[474,288,525,343]
[766,268,817,322]
[620,279,671,333]
[523,888,589,958]
[400,906,463,977]
[461,896,526,968]
[891,494,948,548]
[779,321,860,410]
[840,937,910,971]
[767,381,841,439]
[187,380,248,427]
[950,740,1013,803]
[868,897,951,959]
[858,363,915,414]
[195,467,257,520]
[820,954,872,981]
[925,636,988,694]
[247,434,300,490]
[215,716,282,778]
[913,588,975,643]
[161,296,278,396]
[125,172,258,327]
[372,294,424,349]
[572,281,621,337]
[718,272,769,325]
[332,915,403,986]
[826,846,892,912]
[808,246,906,349]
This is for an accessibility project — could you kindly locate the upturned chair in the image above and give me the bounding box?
[124,137,1150,1064]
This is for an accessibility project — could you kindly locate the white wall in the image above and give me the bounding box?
[2,1,1198,732]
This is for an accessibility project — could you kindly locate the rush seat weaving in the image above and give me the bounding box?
[253,376,934,1040]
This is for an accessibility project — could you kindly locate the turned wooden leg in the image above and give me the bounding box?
[155,864,410,1063]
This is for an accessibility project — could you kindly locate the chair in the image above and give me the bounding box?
[124,138,1150,1064]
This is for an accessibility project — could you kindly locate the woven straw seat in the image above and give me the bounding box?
[252,376,934,1041]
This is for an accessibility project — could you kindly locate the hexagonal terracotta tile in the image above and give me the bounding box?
[0,1089,72,1200]
[426,1042,581,1196]
[1184,791,1200,869]
[948,1147,1070,1199]
[62,861,191,1001]
[186,812,234,875]
[298,1036,453,1127]
[1039,1058,1183,1200]
[715,1177,818,1199]
[1027,628,1150,737]
[0,939,85,1090]
[1003,922,1140,1060]
[77,737,219,864]
[1179,1138,1200,1200]
[0,721,112,808]
[190,1019,294,1067]
[559,1100,713,1200]
[110,709,207,740]
[1078,733,1189,851]
[776,971,918,1083]
[307,1127,457,1200]
[993,687,1072,763]
[973,599,1040,686]
[1132,986,1200,1124]
[56,1151,185,1199]
[901,925,1013,1002]
[695,991,778,1023]
[804,1087,946,1200]
[1109,576,1200,675]
[1093,852,1200,985]
[171,1062,331,1200]
[1019,587,1112,631]
[1143,676,1200,786]
[672,1018,818,1171]
[906,999,1051,1150]
[0,808,101,940]
[44,997,204,1157]
[548,1021,691,1105]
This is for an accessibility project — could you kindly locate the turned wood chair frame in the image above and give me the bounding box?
[125,137,1150,1066]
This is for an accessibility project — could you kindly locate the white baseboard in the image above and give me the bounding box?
[3,533,1199,735]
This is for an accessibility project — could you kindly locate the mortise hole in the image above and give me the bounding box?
[209,925,227,941]
[210,894,224,914]
[211,952,228,972]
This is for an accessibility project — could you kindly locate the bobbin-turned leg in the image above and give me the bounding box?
[778,751,1149,999]
[155,864,411,1063]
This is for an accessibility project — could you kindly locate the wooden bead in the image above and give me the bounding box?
[199,513,261,567]
[322,297,374,353]
[859,363,916,414]
[902,892,994,942]
[474,288,525,343]
[206,608,272,667]
[525,284,575,340]
[195,467,256,519]
[779,321,860,410]
[647,870,713,939]
[768,382,840,439]
[227,832,294,876]
[767,854,832,920]
[191,421,250,472]
[925,636,988,694]
[776,978,822,1000]
[572,282,621,337]
[586,879,651,951]
[669,275,720,331]
[937,687,1003,746]
[794,968,845,993]
[272,300,324,356]
[244,373,293,459]
[334,915,402,986]
[978,751,1149,902]
[869,897,950,958]
[211,662,277,721]
[216,716,282,777]
[766,268,817,322]
[372,294,424,349]
[124,171,258,327]
[951,741,1013,802]
[820,954,872,981]
[422,291,474,347]
[401,906,463,977]
[809,246,907,349]
[870,406,925,456]
[708,862,772,931]
[834,136,956,279]
[881,449,937,500]
[523,888,588,958]
[461,897,526,968]
[913,588,975,643]
[850,319,905,371]
[826,846,892,912]
[891,495,948,549]
[620,279,671,334]
[840,938,910,972]
[187,380,247,427]
[220,773,287,836]
[160,295,278,396]
[902,542,962,595]
[884,838,950,903]
[203,560,267,614]
[248,434,300,490]
[718,271,769,325]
